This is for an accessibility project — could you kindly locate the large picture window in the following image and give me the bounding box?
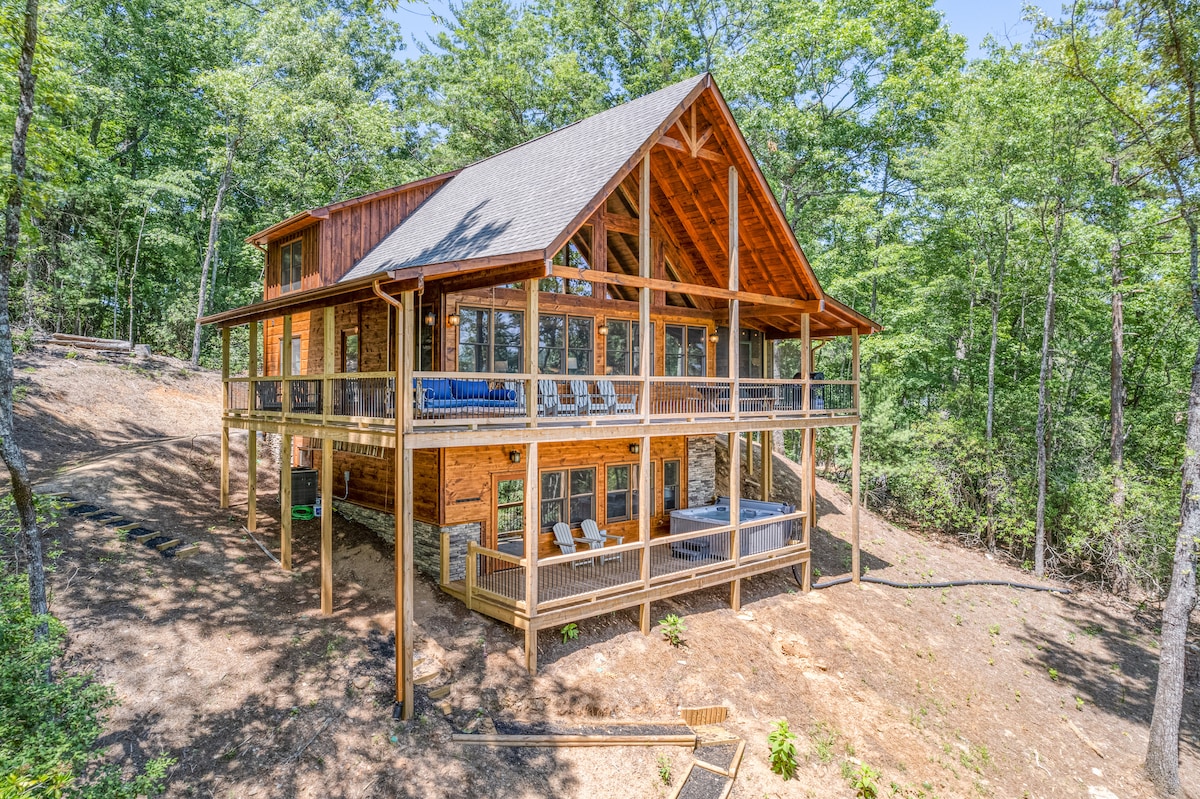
[280,239,302,293]
[458,308,524,373]
[540,468,595,530]
[604,320,653,376]
[664,325,707,377]
[606,464,644,521]
[539,314,593,375]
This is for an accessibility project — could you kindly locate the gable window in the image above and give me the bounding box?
[664,325,707,377]
[458,308,523,373]
[663,459,680,511]
[604,320,653,376]
[280,239,302,293]
[342,329,359,373]
[540,468,595,530]
[539,314,593,375]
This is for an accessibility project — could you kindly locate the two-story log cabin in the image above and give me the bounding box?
[203,74,878,719]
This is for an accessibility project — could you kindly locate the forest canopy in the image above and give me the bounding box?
[2,0,1196,597]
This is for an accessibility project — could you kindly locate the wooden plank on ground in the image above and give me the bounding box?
[681,706,728,726]
[155,538,182,551]
[173,544,201,559]
[451,733,698,748]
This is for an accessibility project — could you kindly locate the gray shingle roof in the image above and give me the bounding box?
[340,74,707,282]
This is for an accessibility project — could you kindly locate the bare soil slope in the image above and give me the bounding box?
[14,346,1199,798]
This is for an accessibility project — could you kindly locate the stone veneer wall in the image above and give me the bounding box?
[687,435,716,507]
[332,501,481,583]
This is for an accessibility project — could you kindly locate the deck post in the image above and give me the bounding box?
[638,432,651,631]
[526,277,539,426]
[730,579,741,612]
[852,423,861,585]
[639,153,651,422]
[524,440,539,670]
[280,433,292,571]
[246,433,257,530]
[220,328,230,508]
[323,306,335,426]
[320,436,333,615]
[245,322,258,530]
[395,290,416,720]
[727,165,740,569]
[282,315,292,422]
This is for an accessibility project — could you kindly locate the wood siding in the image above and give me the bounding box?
[265,224,321,300]
[317,182,445,285]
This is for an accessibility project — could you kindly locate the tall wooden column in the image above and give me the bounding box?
[638,433,652,633]
[524,441,539,671]
[280,433,292,570]
[851,328,862,584]
[727,165,741,609]
[281,316,292,423]
[220,328,230,508]
[638,153,652,422]
[320,436,333,614]
[246,322,258,531]
[799,314,810,546]
[394,290,416,720]
[526,276,539,426]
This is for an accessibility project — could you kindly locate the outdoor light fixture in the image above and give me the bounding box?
[509,450,521,464]
[424,310,436,326]
[629,443,640,455]
[447,312,461,327]
[597,322,609,336]
[708,332,719,343]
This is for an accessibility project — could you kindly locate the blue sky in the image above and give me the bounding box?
[387,0,1038,62]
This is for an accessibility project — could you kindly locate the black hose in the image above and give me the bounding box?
[792,567,1071,594]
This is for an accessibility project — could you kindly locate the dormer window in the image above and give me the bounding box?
[281,239,302,293]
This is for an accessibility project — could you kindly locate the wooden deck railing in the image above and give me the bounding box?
[463,509,810,618]
[223,372,858,430]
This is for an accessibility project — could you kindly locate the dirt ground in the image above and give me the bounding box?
[13,345,1200,798]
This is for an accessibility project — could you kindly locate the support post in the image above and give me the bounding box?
[282,315,292,420]
[852,328,861,414]
[760,430,772,502]
[852,423,861,585]
[639,153,652,422]
[247,432,257,532]
[323,305,335,425]
[395,290,415,719]
[730,578,741,612]
[220,327,230,508]
[320,437,333,614]
[526,276,539,426]
[639,432,651,592]
[727,166,741,567]
[524,440,539,665]
[280,433,292,571]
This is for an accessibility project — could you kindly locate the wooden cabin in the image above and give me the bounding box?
[203,74,878,719]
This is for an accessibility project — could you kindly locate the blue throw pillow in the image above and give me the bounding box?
[420,378,453,400]
[488,387,516,401]
[451,379,489,400]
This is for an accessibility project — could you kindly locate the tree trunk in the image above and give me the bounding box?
[985,210,1011,553]
[1145,214,1200,796]
[0,0,47,641]
[1034,200,1063,579]
[128,199,150,345]
[1109,229,1130,591]
[190,134,237,367]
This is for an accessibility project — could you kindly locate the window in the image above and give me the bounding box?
[542,241,594,295]
[280,239,302,293]
[606,464,642,521]
[291,336,302,375]
[539,314,593,375]
[604,320,652,376]
[497,478,524,546]
[342,329,359,373]
[663,459,680,511]
[540,468,595,530]
[665,325,707,377]
[458,308,524,373]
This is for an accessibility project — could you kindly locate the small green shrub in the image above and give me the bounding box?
[656,754,672,785]
[846,763,881,798]
[658,614,686,647]
[560,623,579,643]
[768,719,798,780]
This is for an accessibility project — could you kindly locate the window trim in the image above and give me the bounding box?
[605,463,641,522]
[539,467,596,531]
[457,306,525,373]
[341,327,359,373]
[539,313,594,376]
[663,459,681,512]
[664,324,707,377]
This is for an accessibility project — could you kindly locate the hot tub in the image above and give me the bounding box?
[669,497,796,558]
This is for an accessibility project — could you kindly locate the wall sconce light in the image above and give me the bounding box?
[447,312,461,327]
[424,310,436,326]
[708,332,719,344]
[509,450,521,464]
[597,322,609,336]
[629,443,640,455]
